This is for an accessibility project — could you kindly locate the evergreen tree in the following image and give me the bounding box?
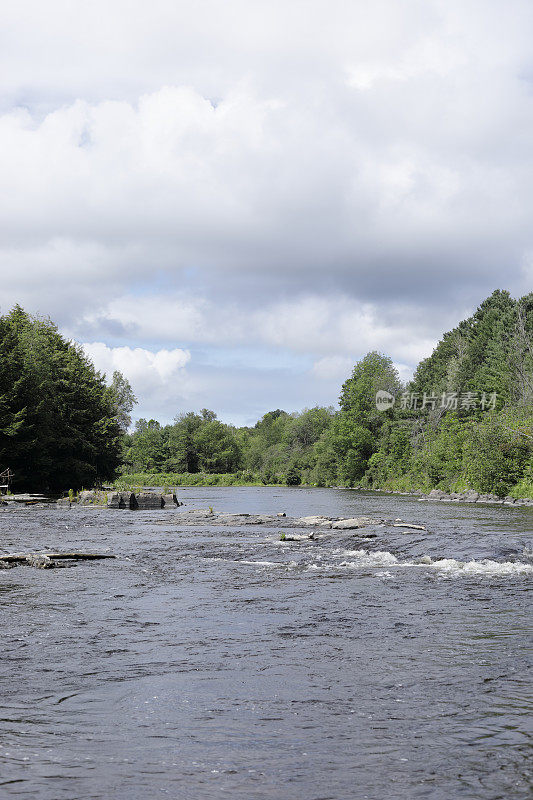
[0,307,122,490]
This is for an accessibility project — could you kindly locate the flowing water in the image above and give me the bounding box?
[0,487,531,799]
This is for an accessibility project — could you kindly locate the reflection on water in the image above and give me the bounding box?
[0,487,531,799]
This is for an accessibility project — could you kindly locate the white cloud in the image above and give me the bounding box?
[76,292,439,365]
[82,343,193,420]
[82,342,190,382]
[1,1,532,422]
[1,66,531,294]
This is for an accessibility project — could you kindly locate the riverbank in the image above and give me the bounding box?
[347,486,533,507]
[112,472,533,504]
[3,483,532,510]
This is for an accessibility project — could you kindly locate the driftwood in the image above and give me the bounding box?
[0,552,115,569]
[392,523,427,531]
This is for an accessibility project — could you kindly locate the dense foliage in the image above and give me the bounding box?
[121,290,533,497]
[376,289,533,497]
[0,307,124,491]
[2,291,532,497]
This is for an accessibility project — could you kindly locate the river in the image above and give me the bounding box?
[0,487,531,799]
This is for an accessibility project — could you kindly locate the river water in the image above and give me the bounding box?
[0,487,531,799]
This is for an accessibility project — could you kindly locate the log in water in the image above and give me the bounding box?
[0,552,116,568]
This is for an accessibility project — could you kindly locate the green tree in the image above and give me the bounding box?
[0,307,122,490]
[286,465,301,486]
[462,410,532,496]
[333,352,401,484]
[194,419,242,472]
[109,371,137,432]
[125,419,167,472]
[169,412,204,472]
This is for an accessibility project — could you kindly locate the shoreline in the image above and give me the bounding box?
[2,485,532,510]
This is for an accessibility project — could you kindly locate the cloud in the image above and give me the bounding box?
[82,341,190,381]
[82,343,194,421]
[75,295,433,424]
[1,74,532,306]
[74,292,439,365]
[312,356,355,381]
[1,1,532,422]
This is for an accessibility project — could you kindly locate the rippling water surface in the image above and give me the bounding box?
[0,488,531,799]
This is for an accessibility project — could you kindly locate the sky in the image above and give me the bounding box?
[1,0,532,426]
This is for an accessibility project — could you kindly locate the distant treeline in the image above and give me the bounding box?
[122,290,533,498]
[1,291,532,497]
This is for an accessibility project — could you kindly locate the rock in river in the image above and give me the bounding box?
[331,517,382,530]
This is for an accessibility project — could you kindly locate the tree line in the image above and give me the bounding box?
[121,290,533,497]
[1,290,532,497]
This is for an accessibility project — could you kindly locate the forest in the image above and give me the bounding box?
[0,290,532,497]
[120,290,533,498]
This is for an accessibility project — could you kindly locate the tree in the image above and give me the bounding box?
[462,409,532,496]
[339,352,401,432]
[0,307,122,490]
[509,293,533,404]
[109,371,137,432]
[169,412,204,472]
[125,419,167,472]
[284,406,334,449]
[333,352,401,484]
[286,463,301,486]
[365,421,412,487]
[411,289,519,404]
[194,420,242,472]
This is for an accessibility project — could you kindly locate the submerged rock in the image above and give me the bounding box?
[0,551,115,569]
[331,517,382,530]
[297,515,332,527]
[26,554,54,568]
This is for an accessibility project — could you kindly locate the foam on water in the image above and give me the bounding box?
[239,559,298,568]
[240,548,533,578]
[424,557,533,576]
[336,549,533,577]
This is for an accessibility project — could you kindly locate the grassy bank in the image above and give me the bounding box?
[114,472,275,488]
[113,471,533,498]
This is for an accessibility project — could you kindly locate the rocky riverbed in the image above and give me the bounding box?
[417,488,533,505]
[346,486,533,506]
[153,509,427,537]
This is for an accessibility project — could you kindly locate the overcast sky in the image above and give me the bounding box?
[1,0,532,425]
